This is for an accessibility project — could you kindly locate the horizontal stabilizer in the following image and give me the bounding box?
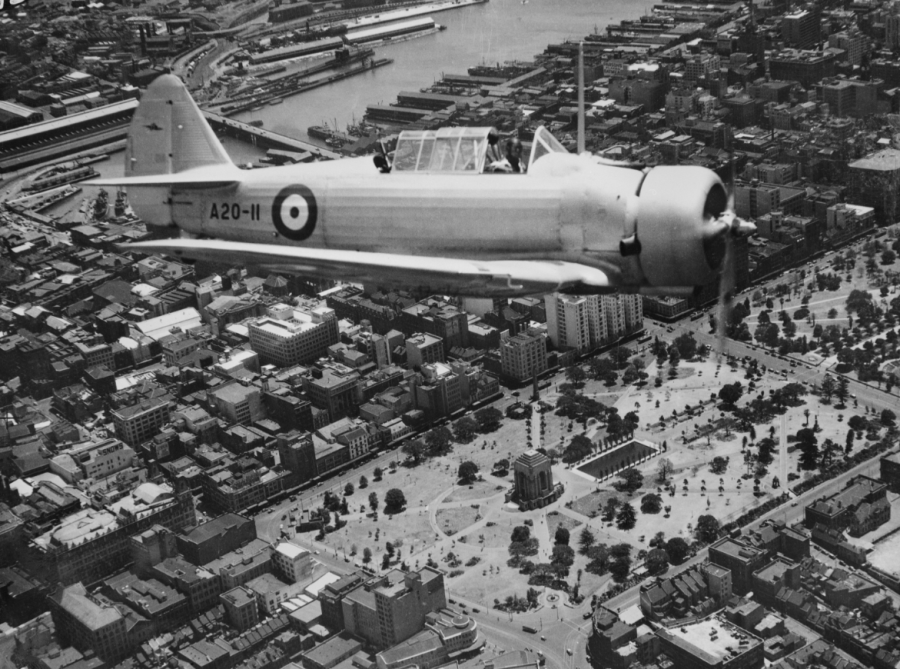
[87,166,241,189]
[117,239,612,298]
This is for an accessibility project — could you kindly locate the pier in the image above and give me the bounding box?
[202,111,342,159]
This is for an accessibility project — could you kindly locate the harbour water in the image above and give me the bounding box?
[235,0,661,141]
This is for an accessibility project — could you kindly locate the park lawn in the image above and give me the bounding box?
[325,508,435,564]
[466,514,523,549]
[445,480,507,503]
[436,506,482,536]
[546,510,582,540]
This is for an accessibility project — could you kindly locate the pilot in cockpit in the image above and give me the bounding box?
[488,137,524,173]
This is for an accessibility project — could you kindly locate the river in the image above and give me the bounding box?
[233,0,660,141]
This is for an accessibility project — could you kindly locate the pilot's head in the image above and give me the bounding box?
[507,138,523,158]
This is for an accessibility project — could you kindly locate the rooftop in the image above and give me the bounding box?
[849,148,900,172]
[658,617,760,662]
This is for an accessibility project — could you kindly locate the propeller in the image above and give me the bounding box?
[706,157,756,357]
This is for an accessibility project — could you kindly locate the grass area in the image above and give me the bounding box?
[445,480,506,503]
[546,510,582,539]
[436,506,481,536]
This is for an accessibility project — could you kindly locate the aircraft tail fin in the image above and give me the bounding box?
[125,73,234,178]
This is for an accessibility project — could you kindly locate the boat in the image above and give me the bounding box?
[307,125,332,140]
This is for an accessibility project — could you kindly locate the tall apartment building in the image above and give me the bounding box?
[248,303,339,367]
[271,542,313,583]
[709,537,769,594]
[544,293,642,352]
[111,394,174,447]
[500,333,548,382]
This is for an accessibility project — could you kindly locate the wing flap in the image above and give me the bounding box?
[117,239,610,297]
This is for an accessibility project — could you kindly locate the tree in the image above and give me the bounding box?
[359,475,368,489]
[656,458,674,483]
[882,409,897,426]
[511,526,531,543]
[474,406,503,433]
[666,537,690,564]
[797,427,819,470]
[368,492,379,512]
[363,547,372,564]
[566,365,587,385]
[614,467,644,494]
[695,514,720,544]
[579,527,596,555]
[884,250,898,265]
[551,544,576,576]
[640,493,663,514]
[403,439,425,463]
[386,541,395,557]
[458,461,479,483]
[345,482,355,496]
[821,376,836,402]
[646,548,669,574]
[564,434,594,463]
[835,375,850,407]
[673,332,698,359]
[616,502,637,530]
[710,456,729,475]
[603,496,621,522]
[426,426,453,454]
[374,467,383,481]
[385,488,406,512]
[493,458,510,473]
[718,382,744,406]
[555,526,570,545]
[453,416,478,443]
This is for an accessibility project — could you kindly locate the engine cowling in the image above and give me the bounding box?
[636,165,728,288]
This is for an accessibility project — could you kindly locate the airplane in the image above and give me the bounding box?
[88,73,755,299]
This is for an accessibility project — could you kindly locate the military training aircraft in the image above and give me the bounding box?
[89,74,755,299]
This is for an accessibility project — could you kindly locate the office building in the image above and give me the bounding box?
[406,333,444,368]
[655,617,764,669]
[221,586,259,631]
[272,542,313,583]
[306,366,360,423]
[342,567,446,651]
[376,610,480,669]
[709,537,769,595]
[781,8,820,48]
[176,513,257,566]
[500,333,548,382]
[278,431,317,485]
[49,583,132,662]
[249,304,339,367]
[804,475,889,537]
[848,149,900,224]
[111,395,173,447]
[208,382,265,426]
[401,299,469,349]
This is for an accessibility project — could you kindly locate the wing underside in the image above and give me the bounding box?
[118,239,611,297]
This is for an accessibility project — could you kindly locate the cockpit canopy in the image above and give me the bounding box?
[390,125,569,174]
[392,127,495,173]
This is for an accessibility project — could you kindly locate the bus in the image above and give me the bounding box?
[522,625,538,634]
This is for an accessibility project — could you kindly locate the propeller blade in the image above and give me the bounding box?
[716,233,736,356]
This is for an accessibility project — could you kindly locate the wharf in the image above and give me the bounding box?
[202,111,342,159]
[219,57,393,115]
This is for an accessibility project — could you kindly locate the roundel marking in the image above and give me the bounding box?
[272,185,317,240]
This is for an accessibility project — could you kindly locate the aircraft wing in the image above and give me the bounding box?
[118,238,611,297]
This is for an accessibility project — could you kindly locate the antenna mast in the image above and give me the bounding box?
[577,42,586,154]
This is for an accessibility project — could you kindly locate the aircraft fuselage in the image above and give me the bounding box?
[165,156,647,287]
